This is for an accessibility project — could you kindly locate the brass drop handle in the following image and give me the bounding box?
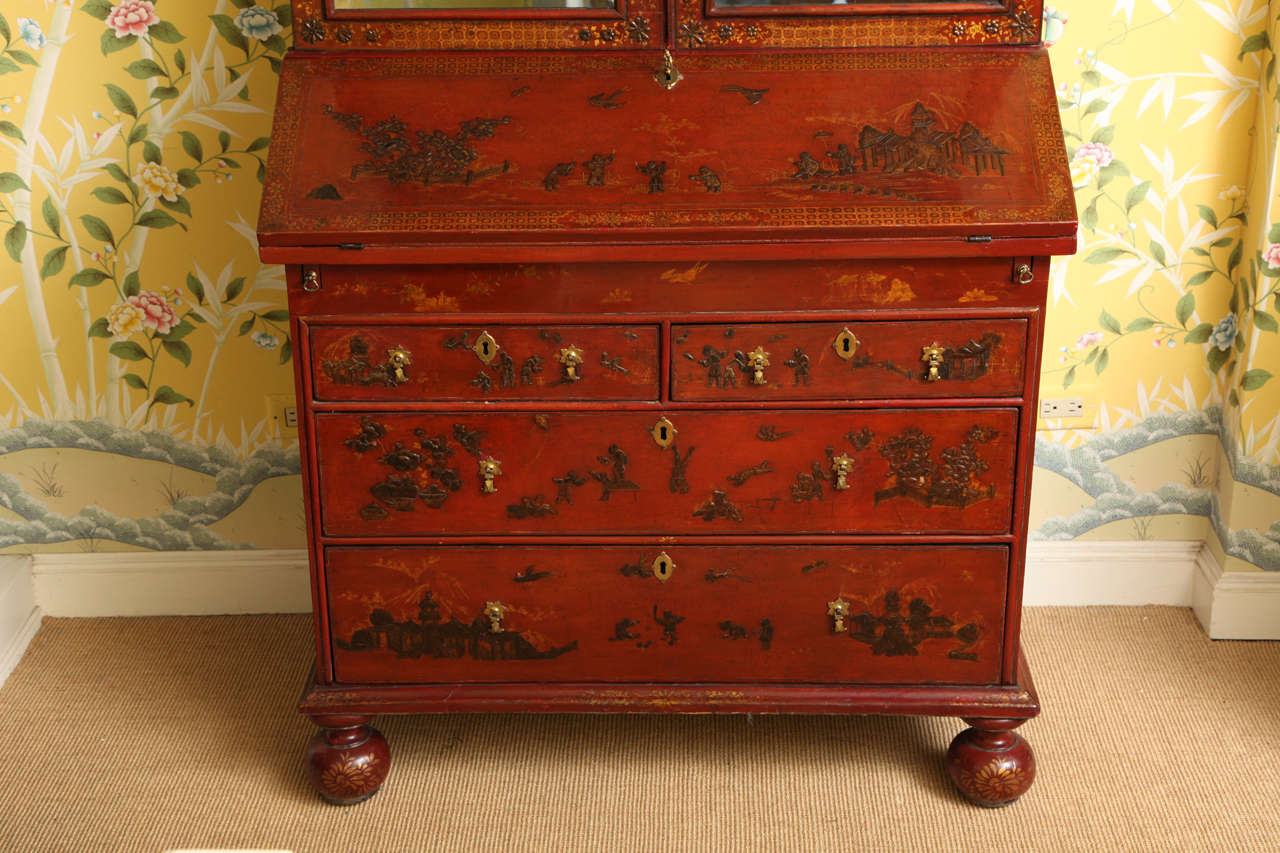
[921,342,946,382]
[483,601,507,633]
[831,453,854,491]
[827,598,849,634]
[301,269,321,292]
[1014,263,1034,285]
[747,345,770,385]
[557,345,585,382]
[385,345,413,385]
[479,456,502,494]
[651,551,675,583]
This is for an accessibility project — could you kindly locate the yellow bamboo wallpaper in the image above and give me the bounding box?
[0,0,1278,574]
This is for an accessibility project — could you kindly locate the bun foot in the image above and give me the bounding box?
[305,715,390,805]
[945,717,1035,808]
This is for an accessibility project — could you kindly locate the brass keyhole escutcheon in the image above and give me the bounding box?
[827,598,849,634]
[747,346,770,385]
[654,49,682,90]
[921,341,946,382]
[651,552,675,583]
[484,601,507,633]
[833,328,860,360]
[472,331,499,365]
[557,345,585,382]
[831,453,854,491]
[650,416,677,448]
[479,456,502,494]
[385,345,413,385]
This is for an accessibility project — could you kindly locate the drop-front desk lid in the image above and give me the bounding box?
[258,48,1075,260]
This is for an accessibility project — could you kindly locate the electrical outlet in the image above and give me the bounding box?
[1039,397,1085,419]
[265,393,298,437]
[1037,387,1097,430]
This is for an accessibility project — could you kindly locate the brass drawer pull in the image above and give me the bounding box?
[827,598,849,633]
[831,453,854,491]
[1015,262,1034,285]
[921,342,946,382]
[557,345,585,382]
[301,269,321,292]
[746,345,770,385]
[478,456,502,494]
[472,330,499,365]
[385,345,412,385]
[833,327,860,360]
[651,551,675,582]
[483,601,507,633]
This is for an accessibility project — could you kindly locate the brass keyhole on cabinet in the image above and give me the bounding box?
[650,416,677,448]
[472,331,499,365]
[651,552,675,582]
[483,601,507,633]
[833,328,860,360]
[827,598,849,634]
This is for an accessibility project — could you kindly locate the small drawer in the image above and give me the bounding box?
[325,544,1007,685]
[309,324,659,402]
[315,408,1017,537]
[671,319,1027,401]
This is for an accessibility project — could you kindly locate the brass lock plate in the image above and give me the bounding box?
[833,328,860,360]
[650,416,677,448]
[651,551,675,582]
[472,330,499,364]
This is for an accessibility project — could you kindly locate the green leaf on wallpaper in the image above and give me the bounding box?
[1082,70,1102,87]
[1176,292,1196,327]
[218,131,231,153]
[280,338,292,365]
[1149,241,1167,266]
[1126,317,1155,332]
[1095,348,1110,374]
[142,140,162,164]
[87,318,111,339]
[109,341,150,362]
[152,86,179,101]
[174,49,186,74]
[1082,199,1099,231]
[41,197,60,238]
[9,50,37,67]
[127,122,148,145]
[1238,32,1269,61]
[103,162,129,184]
[122,373,148,390]
[261,309,291,322]
[1241,369,1273,390]
[1084,247,1132,264]
[225,276,246,302]
[1210,237,1233,248]
[1185,270,1212,289]
[122,271,141,298]
[266,56,282,75]
[104,83,137,118]
[91,186,130,205]
[1189,247,1210,257]
[1097,162,1127,188]
[40,246,68,279]
[1207,346,1230,373]
[275,4,293,27]
[219,156,241,168]
[160,195,191,217]
[147,22,184,44]
[176,169,200,189]
[81,0,112,21]
[1229,389,1240,407]
[1267,57,1276,91]
[162,340,192,367]
[1063,366,1077,389]
[1090,125,1115,145]
[0,15,9,43]
[0,57,21,76]
[230,0,256,9]
[256,160,266,184]
[163,320,195,341]
[1197,205,1219,228]
[247,137,269,153]
[1083,99,1108,116]
[0,171,28,192]
[264,35,287,55]
[1235,330,1247,352]
[1255,311,1278,332]
[1084,348,1098,364]
[1268,223,1280,243]
[150,386,193,408]
[210,14,250,56]
[1229,284,1240,313]
[180,131,203,163]
[238,317,255,336]
[5,222,27,262]
[125,59,165,80]
[137,210,182,230]
[0,120,23,142]
[185,273,205,304]
[1228,241,1244,274]
[80,214,114,244]
[69,269,109,288]
[1099,309,1122,334]
[1124,181,1150,213]
[1185,323,1213,344]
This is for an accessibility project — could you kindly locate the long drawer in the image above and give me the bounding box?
[309,324,660,401]
[325,545,1008,685]
[314,409,1018,536]
[671,319,1027,400]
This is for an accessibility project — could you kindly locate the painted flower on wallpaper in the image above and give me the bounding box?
[1042,7,1067,47]
[128,291,180,336]
[1220,186,1244,201]
[1263,243,1280,269]
[105,0,160,38]
[1069,142,1115,189]
[133,162,183,203]
[16,17,46,50]
[105,302,146,339]
[1209,314,1238,351]
[234,6,283,42]
[1074,330,1104,350]
[252,331,280,350]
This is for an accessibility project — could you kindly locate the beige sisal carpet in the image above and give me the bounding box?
[1,608,1278,853]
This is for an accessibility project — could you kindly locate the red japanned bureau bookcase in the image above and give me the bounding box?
[259,0,1075,807]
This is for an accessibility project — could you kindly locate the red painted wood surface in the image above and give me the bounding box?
[324,544,1007,685]
[310,323,659,401]
[314,408,1018,536]
[259,49,1073,251]
[671,319,1026,400]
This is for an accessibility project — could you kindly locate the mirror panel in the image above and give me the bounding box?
[332,0,616,9]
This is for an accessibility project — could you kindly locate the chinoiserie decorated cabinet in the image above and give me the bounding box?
[259,0,1075,807]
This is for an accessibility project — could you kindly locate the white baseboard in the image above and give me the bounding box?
[0,555,42,689]
[1023,540,1200,606]
[1192,547,1280,639]
[31,549,311,618]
